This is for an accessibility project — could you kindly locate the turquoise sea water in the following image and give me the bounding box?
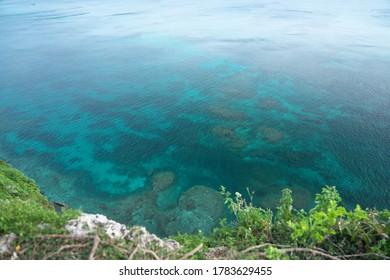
[1,0,390,236]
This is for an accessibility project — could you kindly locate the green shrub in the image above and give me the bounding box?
[288,186,347,245]
[217,185,390,259]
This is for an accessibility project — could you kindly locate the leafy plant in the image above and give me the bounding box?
[215,185,389,259]
[288,186,347,245]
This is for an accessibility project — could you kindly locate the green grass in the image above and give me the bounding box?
[0,160,52,208]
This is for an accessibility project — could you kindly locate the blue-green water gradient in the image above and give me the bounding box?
[1,0,389,236]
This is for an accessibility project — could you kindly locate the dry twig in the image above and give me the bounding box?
[108,243,131,256]
[36,234,75,239]
[239,243,290,254]
[180,243,203,260]
[240,243,339,260]
[88,235,100,260]
[144,249,160,260]
[341,253,389,260]
[281,248,340,260]
[128,246,139,260]
[43,244,87,260]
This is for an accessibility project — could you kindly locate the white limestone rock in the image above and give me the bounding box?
[127,226,181,252]
[66,213,128,238]
[66,213,180,252]
[0,233,17,256]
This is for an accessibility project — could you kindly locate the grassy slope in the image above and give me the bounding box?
[0,160,79,240]
[0,160,52,208]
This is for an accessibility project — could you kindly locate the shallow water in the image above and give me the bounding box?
[1,0,390,236]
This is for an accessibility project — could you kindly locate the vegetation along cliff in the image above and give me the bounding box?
[0,160,389,260]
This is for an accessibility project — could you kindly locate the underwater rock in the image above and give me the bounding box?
[164,185,225,236]
[212,126,248,149]
[179,185,225,215]
[156,186,180,211]
[131,198,159,234]
[211,126,236,139]
[25,147,35,155]
[248,148,275,160]
[220,86,254,99]
[253,192,280,209]
[290,188,313,210]
[226,138,248,149]
[219,72,256,99]
[150,170,175,191]
[259,127,284,144]
[209,105,246,121]
[98,203,108,210]
[278,150,322,168]
[257,97,283,110]
[253,187,312,210]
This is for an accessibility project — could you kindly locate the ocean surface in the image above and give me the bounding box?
[1,0,389,237]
